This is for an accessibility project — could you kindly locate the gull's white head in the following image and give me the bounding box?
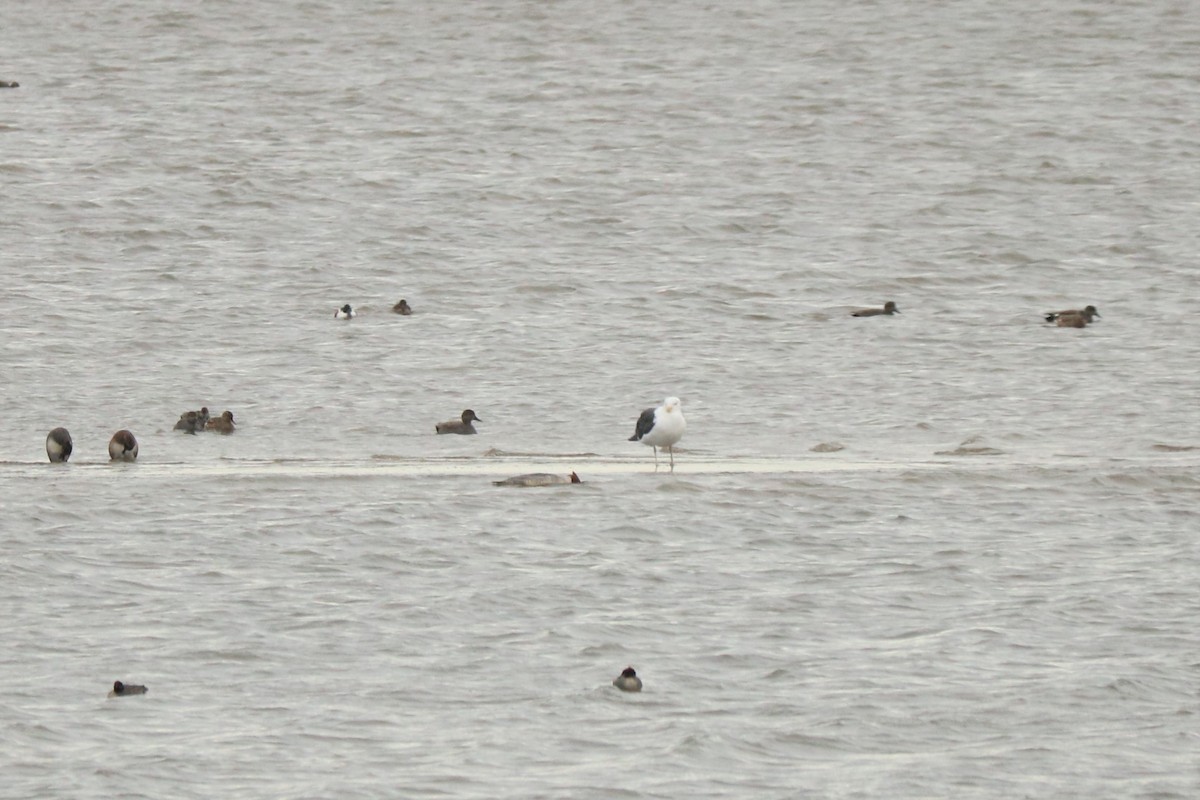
[663,397,682,412]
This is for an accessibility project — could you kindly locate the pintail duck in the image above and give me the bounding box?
[436,409,481,435]
[108,430,138,461]
[206,410,236,434]
[46,427,73,463]
[108,680,148,697]
[612,667,643,692]
[1045,305,1099,323]
[393,299,412,315]
[493,472,581,487]
[335,304,356,319]
[630,397,686,472]
[851,301,899,317]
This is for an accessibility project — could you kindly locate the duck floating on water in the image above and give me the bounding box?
[612,667,642,692]
[851,301,899,317]
[493,472,581,487]
[206,410,236,434]
[108,680,148,697]
[436,409,481,435]
[1045,305,1099,324]
[173,406,211,433]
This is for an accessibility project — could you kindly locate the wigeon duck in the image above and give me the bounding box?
[612,667,643,692]
[851,301,900,317]
[436,409,481,435]
[46,427,73,463]
[108,430,138,461]
[630,397,686,472]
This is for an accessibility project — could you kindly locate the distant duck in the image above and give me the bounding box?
[1045,305,1099,324]
[436,409,481,435]
[335,304,356,320]
[630,396,686,472]
[0,80,18,89]
[108,680,148,697]
[493,472,581,487]
[612,667,643,692]
[851,301,900,317]
[108,430,138,461]
[46,427,73,463]
[206,410,236,434]
[393,299,413,315]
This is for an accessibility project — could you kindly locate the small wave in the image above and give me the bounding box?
[935,446,1005,456]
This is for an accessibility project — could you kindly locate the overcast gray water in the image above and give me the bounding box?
[2,1,1199,797]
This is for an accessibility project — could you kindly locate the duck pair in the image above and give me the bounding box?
[175,408,235,434]
[1045,305,1100,328]
[851,301,1102,328]
[45,428,138,462]
[335,300,414,319]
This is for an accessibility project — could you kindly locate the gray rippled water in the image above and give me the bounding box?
[2,1,1198,797]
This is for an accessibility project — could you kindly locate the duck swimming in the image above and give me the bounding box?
[108,680,148,697]
[1045,305,1099,324]
[174,410,202,433]
[612,667,642,692]
[393,299,412,315]
[492,472,581,487]
[335,304,356,319]
[175,406,212,433]
[851,301,899,317]
[436,409,481,435]
[206,410,236,434]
